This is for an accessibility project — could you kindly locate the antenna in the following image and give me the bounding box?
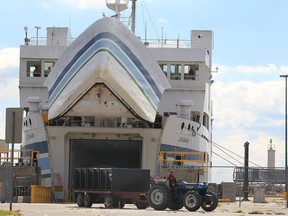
[24,26,30,45]
[131,0,136,33]
[106,0,129,18]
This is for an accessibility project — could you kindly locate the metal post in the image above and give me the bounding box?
[242,141,249,201]
[35,26,41,46]
[280,74,288,208]
[131,0,136,33]
[9,111,15,211]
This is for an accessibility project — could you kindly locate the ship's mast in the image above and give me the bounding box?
[131,0,136,33]
[106,0,136,33]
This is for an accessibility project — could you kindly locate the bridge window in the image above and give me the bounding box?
[203,112,209,130]
[44,61,55,77]
[184,64,199,80]
[160,64,168,77]
[170,64,181,80]
[191,111,200,123]
[27,61,41,77]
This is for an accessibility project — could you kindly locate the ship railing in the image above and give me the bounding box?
[0,149,40,167]
[140,38,191,48]
[25,36,75,46]
[57,116,163,129]
[159,151,209,169]
[25,36,191,48]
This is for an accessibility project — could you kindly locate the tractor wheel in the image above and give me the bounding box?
[83,193,93,208]
[135,200,148,209]
[147,184,171,210]
[183,191,201,211]
[201,192,218,212]
[104,195,115,209]
[76,193,84,207]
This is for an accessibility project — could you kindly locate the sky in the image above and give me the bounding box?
[0,0,288,183]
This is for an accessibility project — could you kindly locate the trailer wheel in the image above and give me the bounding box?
[76,193,84,207]
[83,193,93,208]
[201,192,218,212]
[147,184,170,210]
[183,191,201,211]
[135,200,148,209]
[104,195,115,209]
[114,199,125,209]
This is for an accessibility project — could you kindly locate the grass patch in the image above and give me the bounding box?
[0,209,21,216]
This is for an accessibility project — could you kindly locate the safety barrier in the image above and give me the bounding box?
[31,185,51,203]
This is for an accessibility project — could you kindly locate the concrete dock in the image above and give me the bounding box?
[1,197,288,216]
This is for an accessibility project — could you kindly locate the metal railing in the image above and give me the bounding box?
[0,149,39,167]
[233,167,285,184]
[159,151,208,169]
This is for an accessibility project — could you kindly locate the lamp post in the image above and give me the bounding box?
[24,26,29,45]
[280,74,288,208]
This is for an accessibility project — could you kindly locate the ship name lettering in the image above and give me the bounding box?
[26,133,35,140]
[178,137,189,143]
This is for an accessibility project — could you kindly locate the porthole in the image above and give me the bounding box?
[181,122,185,130]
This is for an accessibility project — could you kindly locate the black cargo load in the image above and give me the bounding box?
[74,168,150,192]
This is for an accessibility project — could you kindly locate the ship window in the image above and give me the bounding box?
[27,61,41,77]
[44,61,55,77]
[170,64,181,80]
[184,64,199,80]
[160,64,168,77]
[203,112,209,130]
[191,111,200,123]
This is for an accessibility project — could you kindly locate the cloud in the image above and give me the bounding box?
[214,64,281,77]
[0,47,20,139]
[235,64,277,74]
[157,17,168,26]
[0,47,19,99]
[0,48,19,72]
[0,76,19,100]
[279,65,288,73]
[211,71,285,183]
[213,80,280,130]
[53,0,105,10]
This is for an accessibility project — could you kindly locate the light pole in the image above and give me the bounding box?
[280,74,288,208]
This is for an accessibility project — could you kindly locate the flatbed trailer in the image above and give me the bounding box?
[73,168,150,209]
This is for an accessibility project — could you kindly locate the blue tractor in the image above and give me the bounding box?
[147,180,218,211]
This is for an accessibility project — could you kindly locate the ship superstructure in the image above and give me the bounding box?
[19,1,214,201]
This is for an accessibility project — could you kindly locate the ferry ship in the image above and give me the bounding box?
[19,0,214,201]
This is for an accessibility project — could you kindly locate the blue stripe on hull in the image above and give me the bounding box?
[49,32,162,104]
[39,157,50,170]
[49,39,159,109]
[23,141,51,178]
[23,141,48,154]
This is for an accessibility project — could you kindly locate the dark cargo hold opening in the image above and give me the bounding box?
[69,139,142,189]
